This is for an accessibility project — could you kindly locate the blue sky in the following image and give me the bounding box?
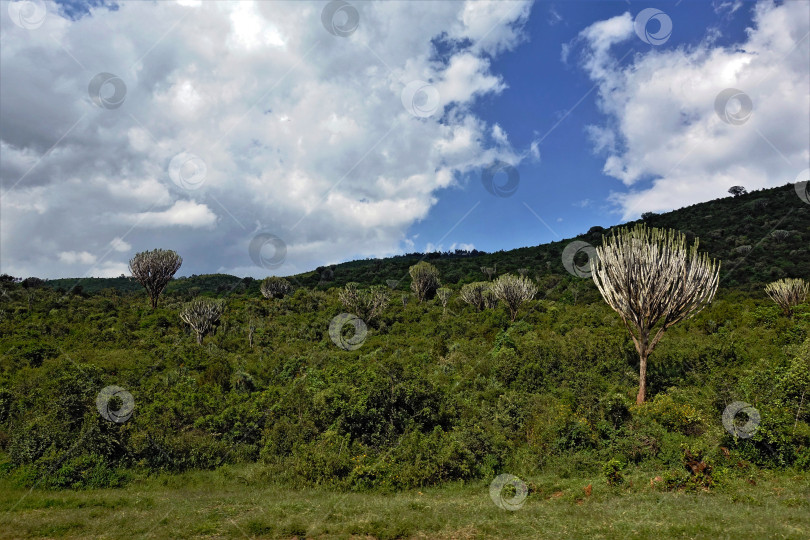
[1,1,808,278]
[409,0,783,255]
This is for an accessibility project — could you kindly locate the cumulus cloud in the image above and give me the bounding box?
[0,0,533,278]
[573,1,810,219]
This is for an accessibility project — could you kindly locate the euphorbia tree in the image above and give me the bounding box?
[129,249,182,309]
[591,225,720,404]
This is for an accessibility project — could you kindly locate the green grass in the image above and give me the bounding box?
[1,464,808,539]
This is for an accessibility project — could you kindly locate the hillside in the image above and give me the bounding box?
[0,182,808,503]
[35,183,809,298]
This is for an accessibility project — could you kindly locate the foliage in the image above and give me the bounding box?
[408,262,440,302]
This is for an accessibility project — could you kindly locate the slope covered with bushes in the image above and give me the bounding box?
[0,183,808,492]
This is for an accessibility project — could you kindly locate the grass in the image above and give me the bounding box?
[1,464,808,539]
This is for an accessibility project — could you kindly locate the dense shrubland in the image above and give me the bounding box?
[0,184,808,492]
[0,277,808,492]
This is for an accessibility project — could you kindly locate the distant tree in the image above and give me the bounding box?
[129,249,182,309]
[765,278,809,316]
[260,276,293,299]
[481,263,498,280]
[728,186,747,197]
[180,298,225,345]
[0,274,19,284]
[591,225,720,404]
[641,212,658,221]
[490,274,538,321]
[339,282,389,322]
[770,230,791,243]
[517,268,530,278]
[409,261,440,302]
[436,287,451,313]
[459,282,488,311]
[21,277,45,312]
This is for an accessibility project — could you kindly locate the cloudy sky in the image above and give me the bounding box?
[1,0,808,279]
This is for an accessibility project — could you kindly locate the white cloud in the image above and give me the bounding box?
[110,237,131,252]
[118,200,218,228]
[574,1,810,220]
[58,251,97,265]
[0,0,533,278]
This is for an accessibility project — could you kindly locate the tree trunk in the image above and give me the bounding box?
[196,332,203,345]
[637,350,648,405]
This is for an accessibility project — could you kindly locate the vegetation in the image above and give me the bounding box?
[179,298,225,345]
[128,249,183,309]
[0,183,807,537]
[259,276,293,300]
[766,278,809,316]
[489,274,538,321]
[409,261,441,302]
[592,225,721,404]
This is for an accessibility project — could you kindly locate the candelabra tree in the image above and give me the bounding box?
[591,225,720,404]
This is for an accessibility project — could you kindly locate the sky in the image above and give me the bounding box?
[1,0,808,279]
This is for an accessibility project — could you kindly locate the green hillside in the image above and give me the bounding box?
[0,183,808,514]
[31,183,809,298]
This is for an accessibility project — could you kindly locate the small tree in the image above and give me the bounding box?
[490,274,538,321]
[180,297,225,345]
[129,249,182,309]
[728,185,747,197]
[436,287,451,313]
[409,261,440,302]
[459,282,488,311]
[481,263,497,280]
[339,282,389,322]
[260,276,293,299]
[591,225,720,404]
[765,278,809,316]
[21,277,45,312]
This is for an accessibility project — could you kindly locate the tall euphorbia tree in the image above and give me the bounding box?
[591,225,720,404]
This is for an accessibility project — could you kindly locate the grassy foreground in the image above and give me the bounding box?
[1,464,808,539]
